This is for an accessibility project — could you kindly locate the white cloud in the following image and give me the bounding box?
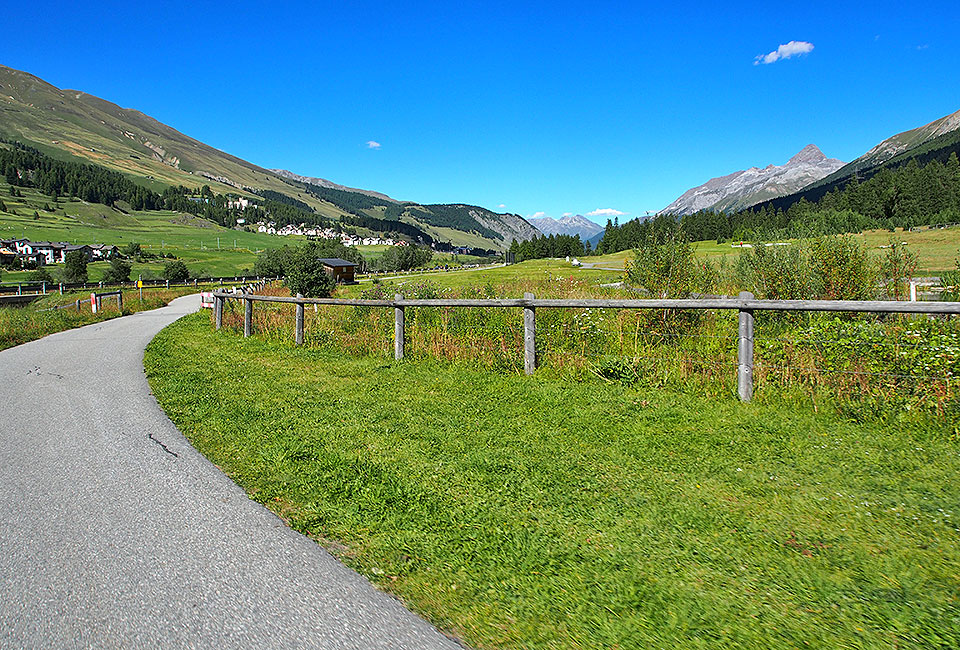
[586,208,626,217]
[366,140,381,149]
[917,44,929,50]
[528,211,547,219]
[498,203,506,208]
[754,40,814,65]
[562,212,572,217]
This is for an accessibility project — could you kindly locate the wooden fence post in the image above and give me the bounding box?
[95,294,102,312]
[75,299,80,312]
[244,297,252,337]
[295,293,304,346]
[738,291,754,402]
[394,294,405,360]
[524,292,536,375]
[214,295,223,330]
[59,283,63,295]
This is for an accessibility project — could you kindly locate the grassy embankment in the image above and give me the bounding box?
[0,287,201,351]
[146,312,960,649]
[0,180,491,281]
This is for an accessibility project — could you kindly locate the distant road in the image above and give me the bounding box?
[0,295,461,649]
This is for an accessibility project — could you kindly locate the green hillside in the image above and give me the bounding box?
[0,64,536,250]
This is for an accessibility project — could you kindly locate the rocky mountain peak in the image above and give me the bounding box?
[788,144,826,165]
[660,145,845,215]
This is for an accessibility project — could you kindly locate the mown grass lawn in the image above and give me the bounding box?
[146,313,960,649]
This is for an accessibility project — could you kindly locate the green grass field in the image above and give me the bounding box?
[146,313,960,649]
[0,181,295,279]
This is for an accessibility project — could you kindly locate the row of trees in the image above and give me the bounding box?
[507,234,586,261]
[596,153,960,254]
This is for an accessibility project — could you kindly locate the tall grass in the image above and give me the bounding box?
[217,277,960,423]
[0,287,200,351]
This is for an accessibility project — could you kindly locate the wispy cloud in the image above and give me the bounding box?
[917,44,929,50]
[586,208,626,217]
[528,211,547,219]
[366,140,381,150]
[498,203,506,209]
[754,40,814,65]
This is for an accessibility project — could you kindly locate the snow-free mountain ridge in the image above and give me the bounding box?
[661,144,845,215]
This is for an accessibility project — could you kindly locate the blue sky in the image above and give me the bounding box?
[4,1,959,224]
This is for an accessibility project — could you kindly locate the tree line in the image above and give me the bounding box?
[508,233,586,261]
[595,152,960,254]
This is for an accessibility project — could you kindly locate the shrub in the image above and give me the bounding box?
[162,260,190,283]
[284,243,336,298]
[737,243,810,300]
[62,250,88,283]
[626,227,697,298]
[879,239,918,300]
[808,235,875,300]
[29,267,55,283]
[102,257,132,284]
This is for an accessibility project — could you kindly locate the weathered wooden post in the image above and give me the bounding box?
[75,299,81,312]
[165,279,170,289]
[244,296,253,337]
[42,281,46,295]
[394,294,405,360]
[59,283,63,295]
[95,294,102,313]
[295,293,305,346]
[117,291,123,311]
[17,284,21,295]
[214,295,223,330]
[737,291,754,402]
[523,292,536,375]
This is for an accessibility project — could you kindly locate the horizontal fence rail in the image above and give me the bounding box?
[212,290,960,402]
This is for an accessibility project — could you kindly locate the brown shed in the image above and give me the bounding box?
[318,258,358,284]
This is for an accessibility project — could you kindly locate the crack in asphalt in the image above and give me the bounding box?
[147,432,179,457]
[26,366,65,380]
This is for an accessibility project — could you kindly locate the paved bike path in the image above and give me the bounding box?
[0,295,461,649]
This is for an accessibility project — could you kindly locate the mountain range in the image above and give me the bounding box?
[0,64,537,250]
[526,214,604,240]
[748,107,960,213]
[661,144,845,215]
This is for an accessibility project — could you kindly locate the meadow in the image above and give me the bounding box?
[146,311,960,649]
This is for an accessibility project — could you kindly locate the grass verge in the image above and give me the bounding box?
[146,312,960,649]
[0,287,199,351]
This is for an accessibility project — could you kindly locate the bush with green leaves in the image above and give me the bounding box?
[808,235,875,300]
[736,242,809,300]
[738,235,876,301]
[161,260,190,283]
[29,267,55,283]
[102,257,132,284]
[626,227,698,298]
[61,250,88,283]
[879,239,919,300]
[284,243,336,298]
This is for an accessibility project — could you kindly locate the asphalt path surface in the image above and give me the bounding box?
[0,295,462,649]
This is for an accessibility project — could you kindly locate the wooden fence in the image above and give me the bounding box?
[211,290,960,402]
